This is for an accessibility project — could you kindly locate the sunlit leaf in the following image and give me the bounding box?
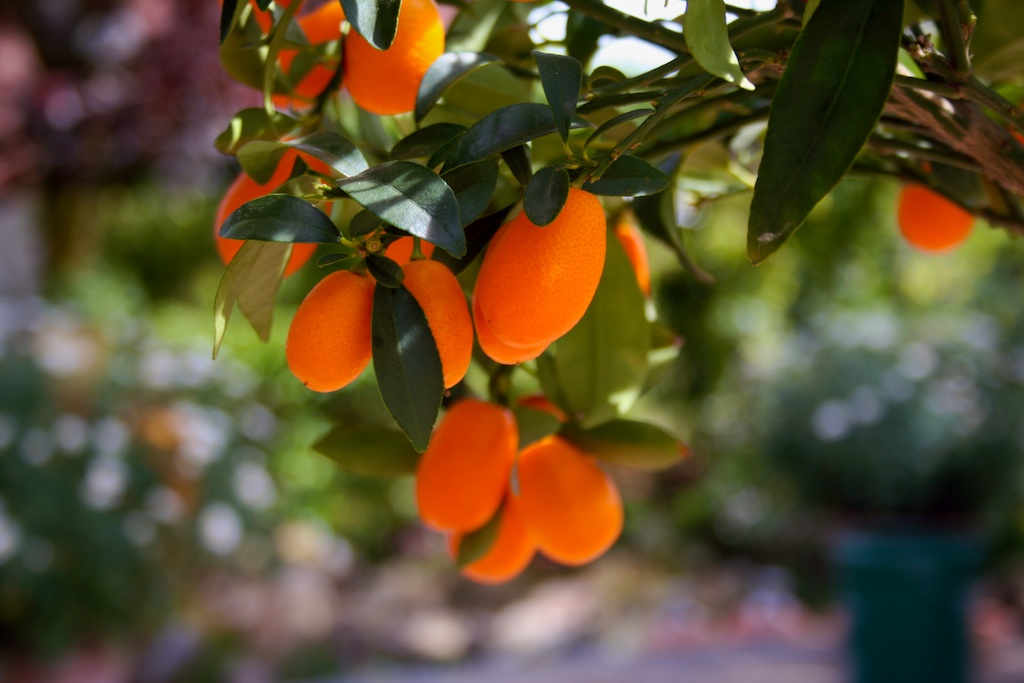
[562,419,684,470]
[219,195,342,243]
[314,425,422,476]
[213,241,290,359]
[341,0,400,50]
[416,52,499,122]
[684,0,754,90]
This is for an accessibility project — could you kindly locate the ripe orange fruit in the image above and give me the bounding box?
[214,148,331,276]
[449,498,535,584]
[285,270,374,391]
[613,218,651,297]
[385,236,435,264]
[401,259,473,388]
[474,188,606,349]
[274,1,346,107]
[416,400,518,532]
[515,435,623,566]
[473,296,549,365]
[343,0,445,115]
[897,185,974,253]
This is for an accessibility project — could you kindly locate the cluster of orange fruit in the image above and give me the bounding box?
[417,398,624,583]
[239,0,444,115]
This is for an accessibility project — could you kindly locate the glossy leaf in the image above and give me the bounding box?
[512,405,562,450]
[524,166,570,227]
[215,108,297,156]
[213,241,289,359]
[684,0,754,90]
[287,132,369,177]
[349,209,383,237]
[533,51,583,142]
[562,419,683,471]
[551,232,649,427]
[427,135,464,169]
[446,103,592,167]
[336,161,466,258]
[392,123,468,161]
[431,205,513,275]
[238,141,289,185]
[500,145,532,187]
[455,508,501,567]
[366,254,405,288]
[583,156,669,197]
[584,109,654,149]
[219,195,342,243]
[442,158,499,226]
[341,0,400,50]
[371,284,444,452]
[416,52,498,122]
[747,0,903,264]
[314,425,422,476]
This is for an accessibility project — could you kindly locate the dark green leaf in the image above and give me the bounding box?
[341,0,401,50]
[551,231,649,427]
[213,241,289,359]
[747,0,903,263]
[220,0,241,44]
[512,405,562,449]
[392,123,468,161]
[427,135,463,169]
[588,66,627,90]
[337,161,466,257]
[684,0,754,90]
[442,158,499,226]
[455,508,502,567]
[500,145,532,186]
[349,209,383,237]
[253,0,271,10]
[287,132,369,177]
[446,103,593,167]
[533,51,583,143]
[562,420,683,470]
[371,284,444,451]
[583,156,669,197]
[416,52,499,122]
[584,109,654,149]
[220,195,342,243]
[215,108,298,156]
[314,425,421,476]
[431,205,513,275]
[524,166,570,227]
[565,13,608,66]
[366,254,405,287]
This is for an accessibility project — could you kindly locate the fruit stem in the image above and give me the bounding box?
[262,0,302,126]
[487,365,515,407]
[411,236,425,260]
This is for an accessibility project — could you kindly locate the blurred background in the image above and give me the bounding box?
[5,0,1024,681]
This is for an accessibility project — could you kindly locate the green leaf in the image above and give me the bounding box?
[317,253,362,269]
[427,135,464,169]
[684,0,754,90]
[533,51,583,142]
[430,205,513,275]
[562,420,683,471]
[366,254,404,287]
[215,108,298,156]
[442,158,499,226]
[349,209,384,237]
[803,0,822,26]
[747,0,904,264]
[213,241,289,359]
[287,132,369,177]
[500,145,533,187]
[455,508,502,567]
[584,109,654,149]
[341,0,400,50]
[220,0,241,44]
[416,52,498,122]
[524,166,570,227]
[371,284,444,451]
[336,161,467,257]
[550,231,649,427]
[583,156,669,197]
[392,123,468,161]
[313,425,422,476]
[446,103,592,168]
[512,405,562,450]
[238,141,290,185]
[219,195,342,243]
[253,0,271,10]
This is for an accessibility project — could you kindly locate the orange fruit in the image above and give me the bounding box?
[285,270,374,391]
[416,400,518,532]
[473,296,549,365]
[515,435,623,566]
[274,1,346,107]
[897,185,974,253]
[214,148,331,276]
[449,498,535,584]
[401,259,473,388]
[343,0,445,115]
[613,218,651,297]
[385,236,435,264]
[474,188,607,349]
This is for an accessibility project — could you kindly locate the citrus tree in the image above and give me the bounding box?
[212,0,1024,582]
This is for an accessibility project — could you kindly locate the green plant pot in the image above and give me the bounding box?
[833,529,982,683]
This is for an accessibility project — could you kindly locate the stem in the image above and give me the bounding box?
[642,108,771,161]
[938,0,971,80]
[590,56,690,96]
[263,0,301,125]
[578,90,667,115]
[894,75,965,100]
[962,76,1024,136]
[560,0,688,53]
[487,365,515,406]
[866,135,982,173]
